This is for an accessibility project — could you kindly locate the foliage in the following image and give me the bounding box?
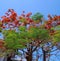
[32,12,43,20]
[19,26,50,42]
[32,12,43,23]
[52,30,60,42]
[0,9,60,55]
[3,30,26,50]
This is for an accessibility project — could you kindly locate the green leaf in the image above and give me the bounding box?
[52,31,60,42]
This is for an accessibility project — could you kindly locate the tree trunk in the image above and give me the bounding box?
[43,50,46,61]
[26,52,32,61]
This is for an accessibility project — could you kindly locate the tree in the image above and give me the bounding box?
[42,15,60,61]
[0,9,60,61]
[0,9,50,61]
[18,25,50,61]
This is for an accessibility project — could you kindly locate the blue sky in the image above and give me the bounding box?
[0,0,60,19]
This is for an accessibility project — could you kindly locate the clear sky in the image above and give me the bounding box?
[0,0,60,19]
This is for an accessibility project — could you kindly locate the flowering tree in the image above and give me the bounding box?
[42,15,60,61]
[0,9,60,61]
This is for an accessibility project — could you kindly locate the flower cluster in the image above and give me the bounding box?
[0,9,34,31]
